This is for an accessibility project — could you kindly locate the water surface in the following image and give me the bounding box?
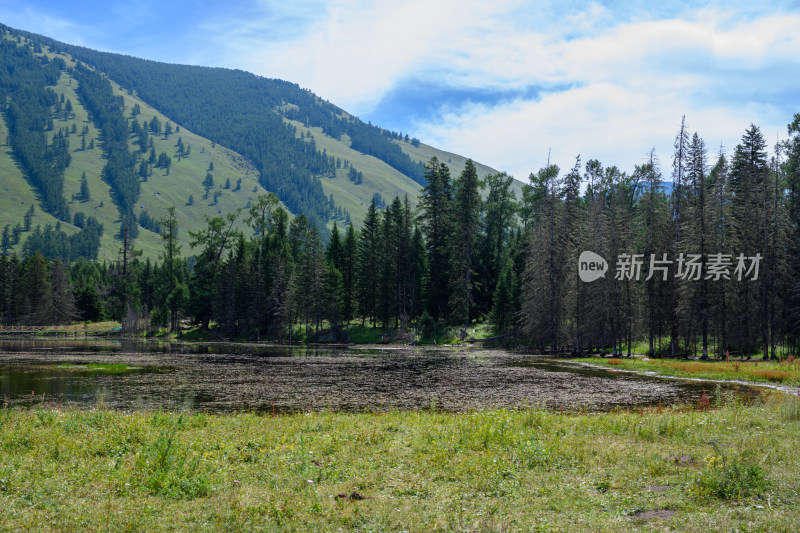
[0,339,760,413]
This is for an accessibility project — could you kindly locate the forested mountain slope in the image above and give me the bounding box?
[0,31,276,259]
[0,24,511,260]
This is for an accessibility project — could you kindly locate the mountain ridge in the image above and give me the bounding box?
[0,24,516,260]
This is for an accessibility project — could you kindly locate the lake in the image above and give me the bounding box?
[0,339,761,413]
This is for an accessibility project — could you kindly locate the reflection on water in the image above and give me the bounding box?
[0,339,761,413]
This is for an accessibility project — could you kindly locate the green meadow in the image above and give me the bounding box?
[1,392,798,531]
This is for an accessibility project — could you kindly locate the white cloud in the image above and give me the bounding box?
[416,82,788,180]
[9,0,798,178]
[219,2,800,175]
[0,6,93,47]
[228,0,523,112]
[400,7,800,176]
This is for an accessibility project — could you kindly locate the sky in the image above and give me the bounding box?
[2,0,800,181]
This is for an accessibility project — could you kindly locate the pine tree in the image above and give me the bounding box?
[708,148,730,358]
[23,205,34,231]
[245,194,279,340]
[79,172,90,202]
[1,225,11,256]
[669,116,690,357]
[356,199,381,326]
[634,151,668,356]
[451,159,482,326]
[203,173,214,199]
[729,125,768,358]
[50,259,78,325]
[491,261,517,334]
[323,261,344,333]
[188,211,241,330]
[521,162,564,352]
[22,252,52,325]
[682,133,711,358]
[417,157,453,322]
[158,207,184,334]
[477,173,518,316]
[326,222,342,271]
[341,223,357,325]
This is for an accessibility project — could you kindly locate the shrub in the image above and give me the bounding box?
[694,449,769,501]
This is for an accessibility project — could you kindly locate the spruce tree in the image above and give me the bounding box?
[341,223,357,324]
[417,157,453,322]
[451,159,482,326]
[356,199,381,326]
[79,172,90,202]
[158,207,184,334]
[1,225,11,256]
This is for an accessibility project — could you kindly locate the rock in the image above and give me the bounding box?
[670,455,696,466]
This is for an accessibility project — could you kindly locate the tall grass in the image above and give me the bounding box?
[582,357,800,385]
[0,398,798,530]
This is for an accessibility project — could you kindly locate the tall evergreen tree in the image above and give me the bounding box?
[477,173,518,316]
[188,211,241,330]
[417,157,453,322]
[356,199,381,326]
[451,159,482,326]
[729,125,768,357]
[341,223,358,325]
[21,252,52,325]
[158,207,185,334]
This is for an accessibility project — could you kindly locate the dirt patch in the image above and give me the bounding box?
[670,455,696,466]
[632,509,677,521]
[336,491,366,501]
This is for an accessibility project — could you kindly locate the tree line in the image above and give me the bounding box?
[5,117,800,358]
[520,118,800,359]
[0,157,521,340]
[0,39,70,221]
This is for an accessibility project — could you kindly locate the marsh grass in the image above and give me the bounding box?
[581,356,800,386]
[56,362,136,374]
[0,397,798,531]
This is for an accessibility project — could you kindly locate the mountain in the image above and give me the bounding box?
[0,25,519,261]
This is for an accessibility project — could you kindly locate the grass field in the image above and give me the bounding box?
[285,119,424,229]
[579,356,800,387]
[1,393,798,531]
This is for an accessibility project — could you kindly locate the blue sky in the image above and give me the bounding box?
[3,0,800,180]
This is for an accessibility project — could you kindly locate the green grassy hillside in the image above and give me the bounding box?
[286,120,422,228]
[0,28,516,259]
[396,139,526,198]
[282,122,522,228]
[0,41,277,260]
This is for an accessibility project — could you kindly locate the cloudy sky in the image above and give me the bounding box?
[2,0,799,180]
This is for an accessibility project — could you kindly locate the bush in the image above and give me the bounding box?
[134,419,210,499]
[418,311,437,340]
[778,395,800,421]
[694,452,769,501]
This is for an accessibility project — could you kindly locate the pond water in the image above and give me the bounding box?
[0,339,762,413]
